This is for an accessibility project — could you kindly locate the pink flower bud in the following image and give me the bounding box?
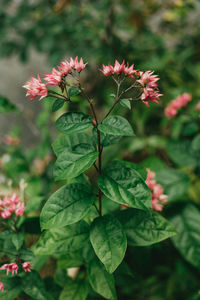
[0,281,4,292]
[22,262,32,273]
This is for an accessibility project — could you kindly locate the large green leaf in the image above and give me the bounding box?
[58,251,84,268]
[59,278,88,300]
[34,221,89,255]
[156,168,190,201]
[0,96,17,113]
[40,183,95,230]
[98,116,134,136]
[54,150,98,181]
[170,204,200,270]
[52,132,94,156]
[88,258,117,299]
[55,112,92,134]
[22,271,48,300]
[98,161,151,210]
[167,140,198,167]
[90,214,127,273]
[117,208,176,246]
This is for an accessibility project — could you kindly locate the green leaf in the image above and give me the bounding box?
[11,233,24,250]
[167,140,198,167]
[92,128,121,147]
[68,86,80,97]
[156,168,190,202]
[59,278,88,300]
[98,161,151,210]
[0,277,22,300]
[58,251,84,268]
[22,271,48,300]
[0,96,17,113]
[52,98,65,112]
[54,150,98,181]
[170,204,200,270]
[40,183,95,230]
[34,221,89,255]
[52,133,94,156]
[87,258,117,299]
[90,214,127,273]
[120,99,131,109]
[55,112,92,134]
[98,116,134,136]
[191,134,200,152]
[117,208,176,246]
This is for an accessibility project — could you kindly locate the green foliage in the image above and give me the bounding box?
[90,214,127,273]
[55,112,92,134]
[170,204,200,270]
[98,116,134,136]
[0,96,18,113]
[59,278,88,300]
[98,161,151,210]
[40,183,95,230]
[52,98,65,112]
[117,208,176,246]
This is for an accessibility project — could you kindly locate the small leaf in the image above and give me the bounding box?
[52,98,65,112]
[59,278,88,300]
[56,112,92,134]
[98,116,134,136]
[87,258,117,299]
[120,99,131,109]
[117,208,176,246]
[34,221,89,255]
[40,183,95,230]
[54,150,98,181]
[11,233,24,250]
[68,87,80,97]
[170,204,200,270]
[0,96,17,113]
[90,214,127,273]
[98,161,151,210]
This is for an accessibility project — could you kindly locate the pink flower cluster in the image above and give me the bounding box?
[145,168,168,212]
[100,60,136,77]
[137,71,162,106]
[100,61,162,106]
[4,136,20,146]
[23,57,87,100]
[0,194,24,219]
[164,93,192,117]
[0,262,31,291]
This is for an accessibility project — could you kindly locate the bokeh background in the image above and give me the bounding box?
[1,0,200,299]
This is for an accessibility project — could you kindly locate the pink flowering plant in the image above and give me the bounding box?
[21,57,177,299]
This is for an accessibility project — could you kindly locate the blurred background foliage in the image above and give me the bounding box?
[0,0,200,299]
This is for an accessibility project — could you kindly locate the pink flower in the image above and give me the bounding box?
[113,60,125,74]
[145,168,168,212]
[23,75,48,101]
[74,57,87,71]
[165,93,192,118]
[0,281,4,292]
[0,194,25,219]
[1,209,12,219]
[4,136,20,146]
[0,263,18,276]
[22,262,32,273]
[15,202,25,216]
[137,71,162,106]
[44,68,63,86]
[100,64,114,76]
[196,101,200,111]
[69,57,75,68]
[58,60,72,75]
[124,64,136,78]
